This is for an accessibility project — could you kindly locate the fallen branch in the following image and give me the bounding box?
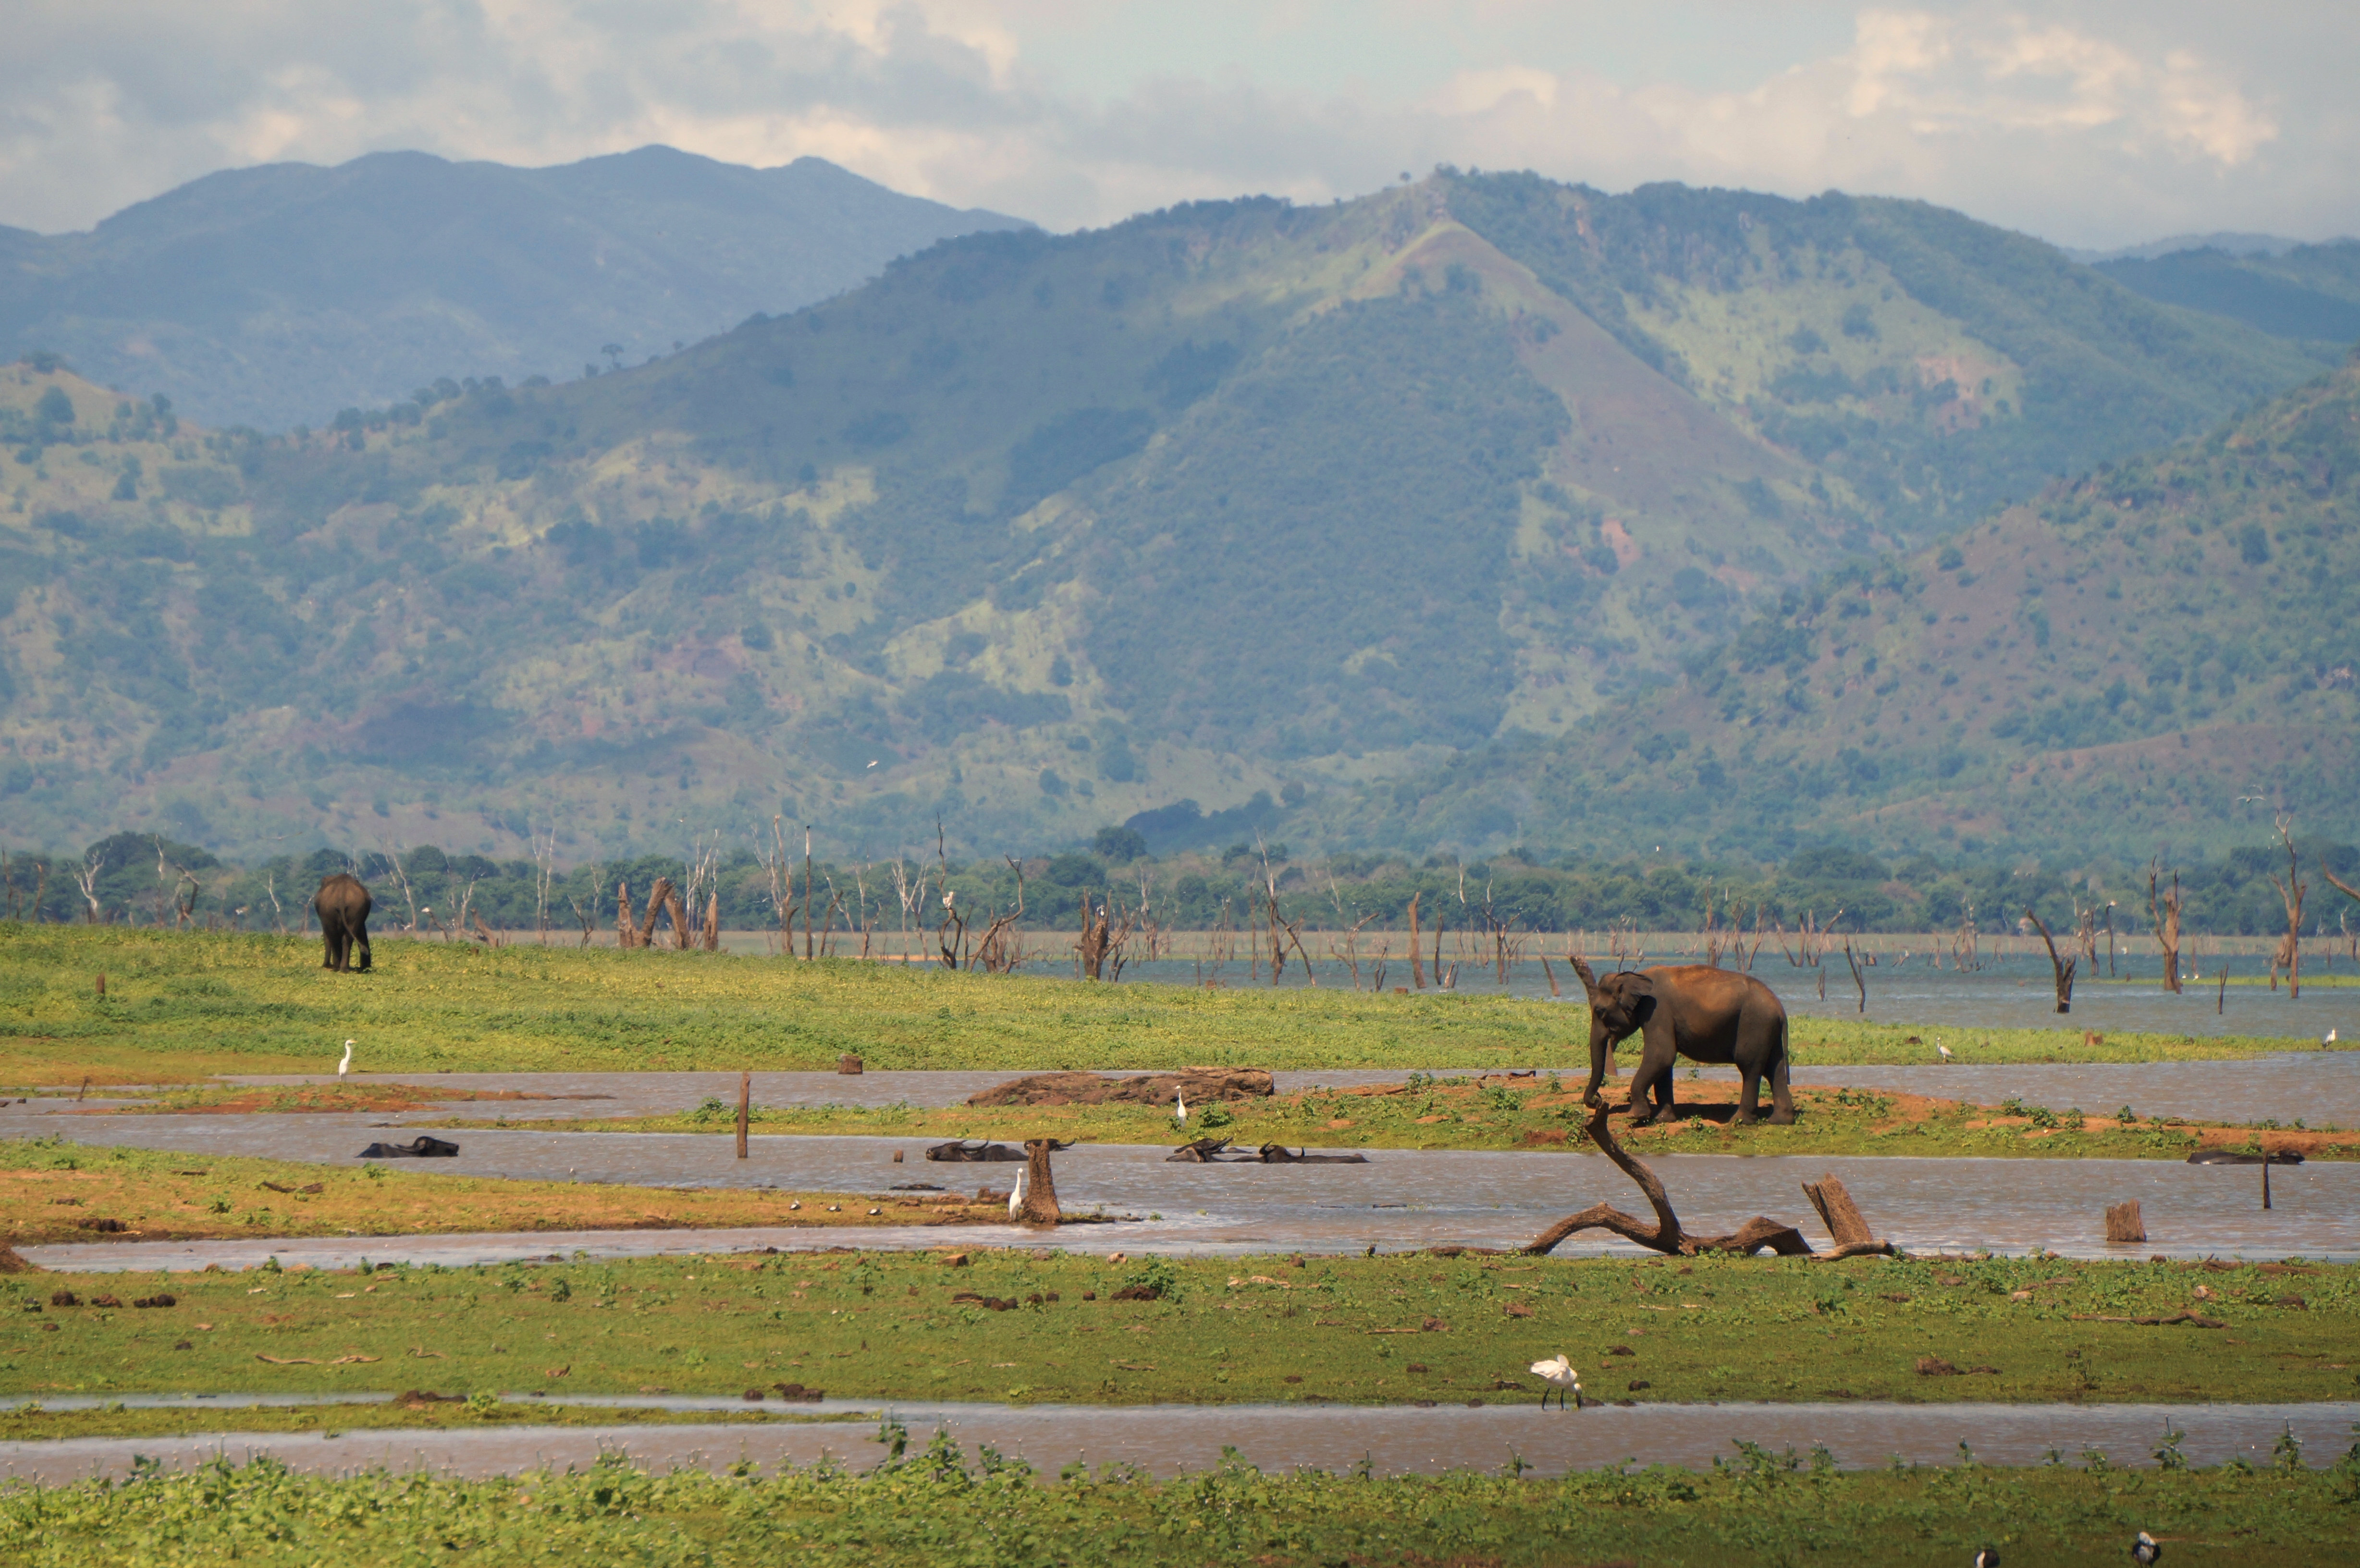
[2067,1310,2226,1328]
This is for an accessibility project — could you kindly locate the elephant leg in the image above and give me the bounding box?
[1629,1025,1680,1124]
[322,925,338,970]
[1768,1043,1795,1125]
[1735,1062,1763,1124]
[353,919,371,973]
[1583,1034,1610,1106]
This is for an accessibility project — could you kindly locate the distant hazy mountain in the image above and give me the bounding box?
[0,146,1028,431]
[2094,241,2360,345]
[0,174,2325,862]
[2061,232,2321,264]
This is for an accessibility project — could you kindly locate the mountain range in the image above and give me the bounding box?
[0,146,1026,433]
[0,166,2353,867]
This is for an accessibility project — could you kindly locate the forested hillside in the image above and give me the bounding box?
[1360,351,2360,861]
[0,147,1026,431]
[0,172,2326,864]
[2096,240,2360,346]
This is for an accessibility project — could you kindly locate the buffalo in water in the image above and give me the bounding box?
[314,873,372,973]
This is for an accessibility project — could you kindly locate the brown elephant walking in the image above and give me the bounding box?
[314,873,373,973]
[1572,957,1793,1125]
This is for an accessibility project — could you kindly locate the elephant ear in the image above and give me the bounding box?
[1568,953,1600,1003]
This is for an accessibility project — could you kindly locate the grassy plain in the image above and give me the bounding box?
[7,1250,2355,1411]
[5,1446,2357,1568]
[0,1138,1002,1247]
[0,926,2334,1088]
[455,1075,2360,1161]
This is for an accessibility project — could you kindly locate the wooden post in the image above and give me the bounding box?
[94,973,105,999]
[2262,1156,2273,1211]
[838,1054,863,1074]
[736,1071,750,1160]
[2104,1200,2146,1243]
[1407,893,1425,989]
[2218,970,2229,1015]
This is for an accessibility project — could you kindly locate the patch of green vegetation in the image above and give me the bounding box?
[0,927,2318,1086]
[8,1251,2355,1411]
[476,1075,2356,1161]
[5,1442,2359,1568]
[0,1400,856,1443]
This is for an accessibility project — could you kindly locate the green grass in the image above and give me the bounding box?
[9,1250,2356,1411]
[0,1400,858,1442]
[0,926,2328,1087]
[1,1429,2356,1566]
[454,1074,2357,1160]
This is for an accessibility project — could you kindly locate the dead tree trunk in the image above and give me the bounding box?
[2026,907,2076,1014]
[1524,1104,1890,1259]
[2148,861,2183,994]
[616,881,640,949]
[1407,893,1426,990]
[703,892,721,952]
[2269,814,2305,999]
[1016,1138,1066,1226]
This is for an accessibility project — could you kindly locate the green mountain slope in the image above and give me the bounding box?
[0,173,2327,862]
[1359,350,2360,860]
[0,147,1027,432]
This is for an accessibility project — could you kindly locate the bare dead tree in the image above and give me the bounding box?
[931,820,967,969]
[153,837,203,928]
[2268,814,2306,998]
[72,849,103,924]
[1407,891,1426,989]
[2025,906,2077,1014]
[379,844,421,932]
[2148,860,2183,995]
[531,821,560,944]
[1841,937,1867,1014]
[972,858,1029,974]
[1075,887,1136,981]
[1329,912,1376,986]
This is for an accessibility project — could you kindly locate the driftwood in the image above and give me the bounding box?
[925,1140,1025,1163]
[1255,1143,1369,1164]
[2069,1309,2225,1329]
[2105,1200,2147,1243]
[1803,1176,1876,1249]
[2187,1149,2303,1165]
[1524,1105,1891,1260]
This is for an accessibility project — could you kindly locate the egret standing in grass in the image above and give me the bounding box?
[1938,1044,1954,1064]
[338,1040,355,1079]
[1008,1165,1027,1219]
[1529,1354,1581,1410]
[2326,1029,2339,1047]
[1173,1090,1187,1126]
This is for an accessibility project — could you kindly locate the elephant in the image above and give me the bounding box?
[314,872,373,973]
[1572,957,1794,1126]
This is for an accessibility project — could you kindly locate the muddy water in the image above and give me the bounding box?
[22,1126,2360,1270]
[7,1401,2355,1484]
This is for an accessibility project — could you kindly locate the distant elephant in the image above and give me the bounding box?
[1572,957,1793,1126]
[314,873,373,973]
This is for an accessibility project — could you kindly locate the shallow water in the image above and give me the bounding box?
[6,1400,2355,1483]
[22,1127,2360,1269]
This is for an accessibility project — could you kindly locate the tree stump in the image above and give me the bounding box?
[838,1055,864,1075]
[2105,1200,2146,1244]
[1017,1138,1064,1226]
[1803,1176,1876,1249]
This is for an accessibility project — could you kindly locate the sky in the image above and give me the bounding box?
[3,1,2354,249]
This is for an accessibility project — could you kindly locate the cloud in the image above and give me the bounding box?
[0,1,2345,249]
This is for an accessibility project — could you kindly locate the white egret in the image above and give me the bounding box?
[1529,1354,1580,1410]
[2132,1531,2161,1564]
[1937,1044,1954,1064]
[1173,1090,1187,1125]
[2326,1029,2339,1046]
[1008,1165,1027,1218]
[338,1040,355,1078]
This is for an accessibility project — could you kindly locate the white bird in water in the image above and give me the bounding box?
[1173,1091,1187,1125]
[2326,1029,2339,1046]
[1529,1353,1581,1410]
[1937,1044,1954,1064]
[338,1040,355,1078]
[1007,1166,1027,1218]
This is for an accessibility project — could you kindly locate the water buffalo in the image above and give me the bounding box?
[314,873,372,973]
[1573,957,1794,1126]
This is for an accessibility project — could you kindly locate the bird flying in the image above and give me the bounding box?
[1529,1353,1581,1410]
[338,1040,355,1078]
[2132,1531,2161,1564]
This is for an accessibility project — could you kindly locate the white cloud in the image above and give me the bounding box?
[0,1,2344,249]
